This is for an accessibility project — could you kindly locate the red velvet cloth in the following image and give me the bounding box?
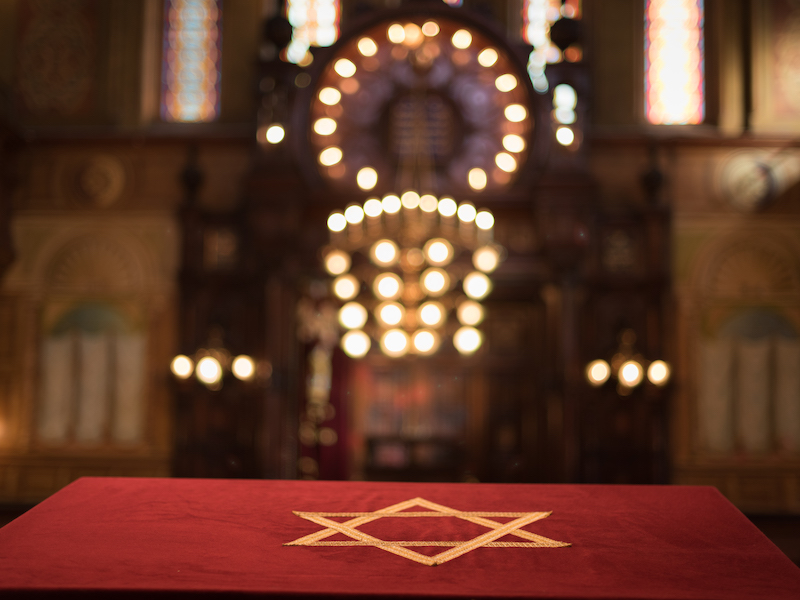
[0,477,797,599]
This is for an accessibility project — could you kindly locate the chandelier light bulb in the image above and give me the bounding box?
[647,360,671,386]
[473,246,500,272]
[456,300,484,326]
[373,272,403,300]
[556,126,575,146]
[457,202,477,222]
[333,274,360,300]
[387,23,405,44]
[437,197,457,217]
[382,194,401,214]
[401,190,420,209]
[265,125,285,144]
[619,360,644,387]
[421,267,450,297]
[495,152,517,173]
[232,355,255,381]
[422,21,439,36]
[586,359,611,387]
[418,301,445,327]
[319,146,343,166]
[478,47,498,67]
[423,238,454,266]
[341,329,371,358]
[170,355,194,379]
[327,212,346,232]
[334,58,356,78]
[451,29,472,49]
[412,329,440,355]
[403,23,423,48]
[376,301,405,327]
[363,198,383,217]
[318,87,341,106]
[453,326,483,355]
[370,239,399,266]
[475,210,494,230]
[339,302,368,329]
[463,271,492,300]
[313,118,337,136]
[357,37,378,56]
[419,194,438,212]
[381,328,410,357]
[344,204,365,224]
[495,74,518,92]
[196,356,222,385]
[324,250,351,275]
[468,168,487,190]
[504,104,527,123]
[357,167,378,190]
[502,134,525,153]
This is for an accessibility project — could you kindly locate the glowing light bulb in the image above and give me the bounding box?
[373,272,403,300]
[478,48,498,67]
[265,125,285,144]
[401,190,420,209]
[495,74,518,92]
[357,167,378,190]
[344,205,364,224]
[171,355,194,379]
[423,238,453,266]
[422,21,439,36]
[502,134,525,153]
[473,246,500,272]
[376,301,404,326]
[619,360,644,387]
[341,329,370,358]
[421,268,449,296]
[327,212,346,232]
[338,302,368,329]
[403,23,423,48]
[314,118,337,135]
[358,37,378,56]
[457,202,477,222]
[457,300,484,326]
[586,359,610,386]
[463,271,492,299]
[419,194,438,212]
[334,59,356,78]
[319,87,341,105]
[495,152,517,173]
[468,168,487,190]
[647,360,671,386]
[451,29,472,49]
[333,274,359,300]
[196,356,222,385]
[412,329,440,355]
[319,146,343,166]
[324,250,350,275]
[437,197,457,217]
[556,126,575,146]
[418,301,445,327]
[381,328,409,357]
[363,198,383,217]
[453,326,482,355]
[232,355,255,381]
[387,23,405,43]
[370,239,399,266]
[505,104,527,122]
[382,194,401,214]
[475,210,494,230]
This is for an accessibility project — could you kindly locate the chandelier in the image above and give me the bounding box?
[322,191,503,358]
[585,329,670,395]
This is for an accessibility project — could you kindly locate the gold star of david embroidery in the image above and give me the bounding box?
[285,496,570,566]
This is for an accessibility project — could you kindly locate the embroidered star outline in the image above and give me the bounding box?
[285,496,570,566]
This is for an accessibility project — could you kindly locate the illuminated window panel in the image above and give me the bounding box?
[645,0,705,124]
[285,0,341,65]
[442,0,464,6]
[522,0,581,93]
[161,0,222,123]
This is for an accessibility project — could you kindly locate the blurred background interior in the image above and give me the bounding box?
[0,0,798,562]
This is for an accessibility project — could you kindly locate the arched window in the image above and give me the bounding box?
[161,0,223,122]
[644,0,705,124]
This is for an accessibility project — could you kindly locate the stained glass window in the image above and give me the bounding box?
[645,0,704,124]
[285,0,340,65]
[522,0,581,93]
[161,0,222,123]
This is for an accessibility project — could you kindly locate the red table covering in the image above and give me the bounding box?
[0,477,798,599]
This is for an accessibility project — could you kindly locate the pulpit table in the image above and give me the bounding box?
[0,477,798,599]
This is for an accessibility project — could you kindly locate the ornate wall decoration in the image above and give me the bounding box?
[706,240,800,298]
[16,0,96,117]
[76,155,127,208]
[45,235,143,293]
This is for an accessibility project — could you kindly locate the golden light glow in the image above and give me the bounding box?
[419,194,438,212]
[344,204,365,224]
[376,301,405,327]
[403,23,423,48]
[341,329,370,358]
[473,246,500,272]
[468,168,487,190]
[456,300,484,326]
[401,190,420,209]
[504,104,527,122]
[363,198,383,217]
[495,74,518,92]
[324,249,350,275]
[418,301,445,327]
[502,134,525,153]
[374,272,403,300]
[319,146,343,166]
[171,355,194,379]
[423,238,454,266]
[495,152,517,172]
[422,21,439,36]
[319,87,341,105]
[265,125,285,144]
[196,356,222,385]
[327,212,346,231]
[380,328,409,357]
[451,29,472,49]
[477,47,498,67]
[314,117,337,135]
[232,355,255,381]
[453,326,483,355]
[357,167,378,190]
[556,126,575,146]
[358,37,378,56]
[412,329,440,355]
[647,360,671,385]
[387,23,405,43]
[334,58,357,78]
[463,271,491,300]
[338,302,368,329]
[333,274,360,300]
[370,239,399,266]
[421,267,450,296]
[437,197,457,217]
[619,360,644,387]
[457,202,477,222]
[586,359,610,386]
[382,194,402,213]
[475,210,494,230]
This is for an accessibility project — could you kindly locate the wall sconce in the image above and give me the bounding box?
[170,341,270,391]
[586,329,670,395]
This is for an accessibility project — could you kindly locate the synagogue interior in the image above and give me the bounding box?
[0,0,798,562]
